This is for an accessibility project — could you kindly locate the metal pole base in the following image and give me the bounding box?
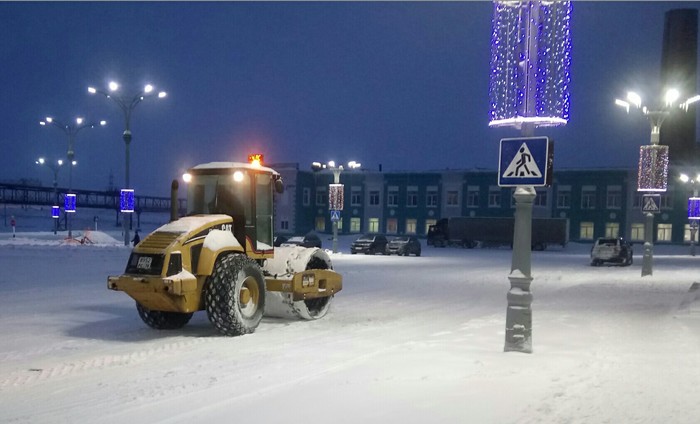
[504,270,533,353]
[641,242,653,277]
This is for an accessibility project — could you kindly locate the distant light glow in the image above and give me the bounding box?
[637,145,669,192]
[489,1,572,129]
[109,81,119,91]
[182,173,192,183]
[76,117,83,125]
[233,171,244,182]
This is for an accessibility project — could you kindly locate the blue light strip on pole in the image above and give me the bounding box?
[120,189,135,213]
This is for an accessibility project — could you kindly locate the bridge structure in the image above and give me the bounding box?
[0,183,187,228]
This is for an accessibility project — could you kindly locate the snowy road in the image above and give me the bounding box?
[1,240,699,423]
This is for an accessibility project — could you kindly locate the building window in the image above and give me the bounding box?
[580,221,594,240]
[630,223,645,241]
[407,187,418,207]
[426,189,438,208]
[315,216,326,232]
[557,187,571,209]
[303,188,311,206]
[488,187,501,208]
[657,223,672,242]
[369,190,380,206]
[534,189,547,207]
[406,219,417,234]
[388,187,399,207]
[351,187,362,206]
[606,186,622,209]
[605,222,620,238]
[280,220,289,231]
[350,217,361,233]
[425,219,437,235]
[387,218,398,234]
[368,218,380,233]
[466,188,478,208]
[633,193,642,209]
[581,186,596,210]
[316,188,327,207]
[660,193,673,210]
[447,190,460,207]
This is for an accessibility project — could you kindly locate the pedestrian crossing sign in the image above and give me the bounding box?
[498,137,553,187]
[642,194,661,213]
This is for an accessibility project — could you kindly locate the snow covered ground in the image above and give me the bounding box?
[1,211,700,423]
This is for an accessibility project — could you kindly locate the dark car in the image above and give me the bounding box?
[281,233,323,249]
[386,236,422,256]
[273,235,289,247]
[590,237,633,266]
[350,234,388,255]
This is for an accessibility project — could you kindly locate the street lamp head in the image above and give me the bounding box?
[144,84,154,94]
[109,81,119,91]
[37,157,45,165]
[665,88,680,106]
[348,161,361,169]
[88,87,97,94]
[57,159,63,166]
[680,173,690,183]
[614,99,630,113]
[45,117,53,123]
[626,91,642,109]
[328,161,336,168]
[100,120,107,126]
[71,160,77,166]
[76,117,84,125]
[158,91,167,98]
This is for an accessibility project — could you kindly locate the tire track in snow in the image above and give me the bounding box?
[0,336,215,389]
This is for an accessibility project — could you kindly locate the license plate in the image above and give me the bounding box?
[137,256,153,270]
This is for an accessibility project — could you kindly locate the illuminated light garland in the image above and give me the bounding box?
[637,145,669,192]
[328,184,344,211]
[488,0,572,128]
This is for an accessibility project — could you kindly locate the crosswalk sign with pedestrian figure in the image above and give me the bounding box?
[498,137,553,187]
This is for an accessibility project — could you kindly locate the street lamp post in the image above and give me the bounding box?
[312,160,361,253]
[35,157,64,234]
[40,116,106,238]
[88,81,167,246]
[615,89,699,276]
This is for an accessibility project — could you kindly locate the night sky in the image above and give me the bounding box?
[1,1,697,196]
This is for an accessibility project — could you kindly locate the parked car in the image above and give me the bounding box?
[281,233,323,249]
[350,234,389,255]
[386,236,422,256]
[273,235,289,247]
[590,237,633,266]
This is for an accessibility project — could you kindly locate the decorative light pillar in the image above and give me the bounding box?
[489,0,572,354]
[615,89,699,276]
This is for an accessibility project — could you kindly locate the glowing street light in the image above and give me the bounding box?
[88,80,167,246]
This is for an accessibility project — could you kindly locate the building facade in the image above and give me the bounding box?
[272,164,700,245]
